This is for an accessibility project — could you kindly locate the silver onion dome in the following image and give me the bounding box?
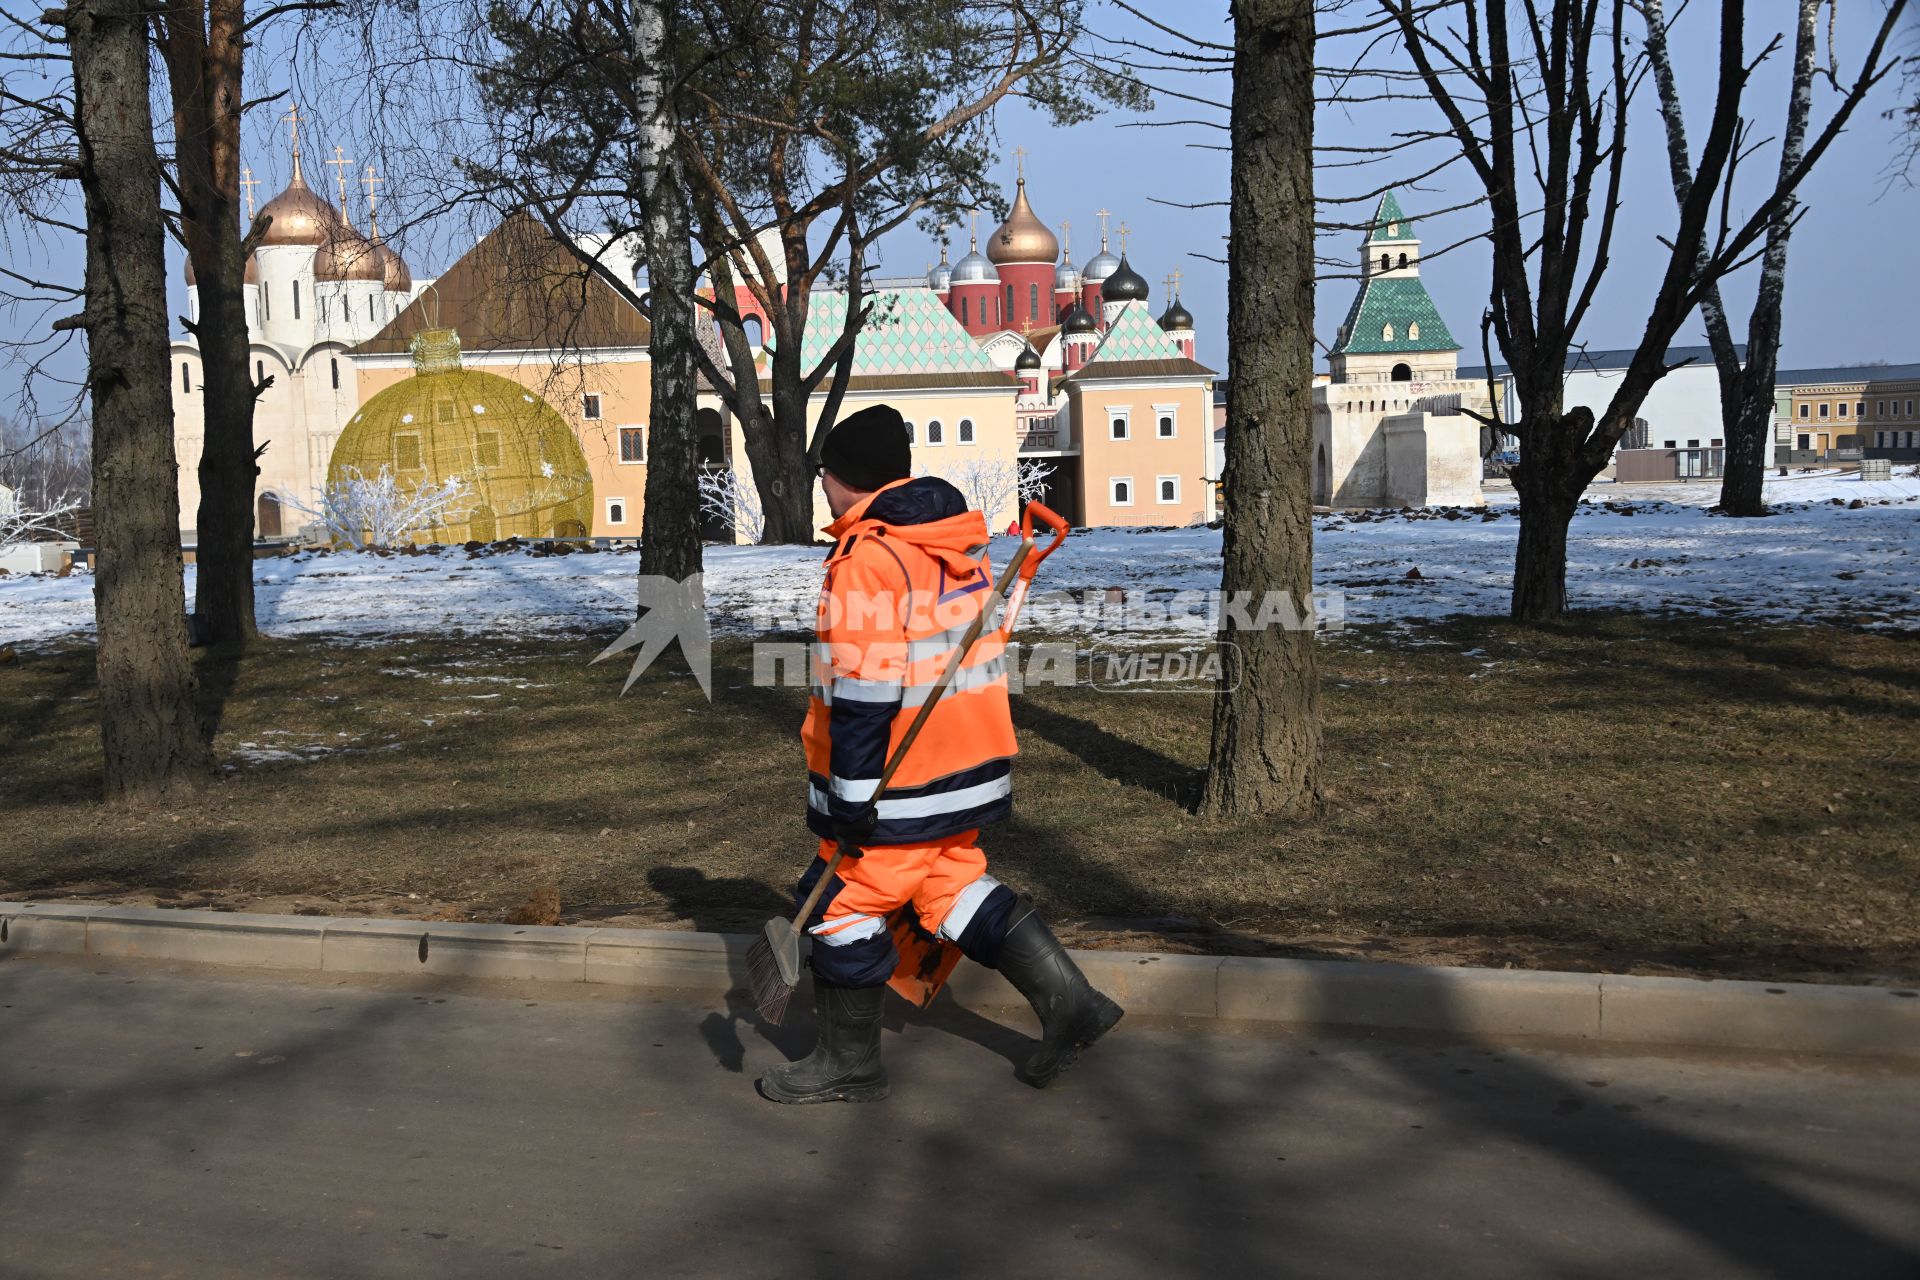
[949,248,999,284]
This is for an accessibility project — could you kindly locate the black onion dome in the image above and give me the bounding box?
[1100,254,1150,303]
[1062,303,1098,335]
[1015,343,1043,371]
[1159,298,1194,331]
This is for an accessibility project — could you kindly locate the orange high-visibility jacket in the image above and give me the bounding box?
[803,476,1017,845]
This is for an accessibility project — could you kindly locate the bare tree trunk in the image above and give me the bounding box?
[629,0,701,581]
[1202,0,1319,820]
[159,0,258,643]
[1641,0,1822,518]
[67,0,212,801]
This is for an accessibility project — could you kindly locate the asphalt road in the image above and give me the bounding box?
[2,954,1916,1279]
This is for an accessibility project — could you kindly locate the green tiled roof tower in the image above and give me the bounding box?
[1330,192,1459,357]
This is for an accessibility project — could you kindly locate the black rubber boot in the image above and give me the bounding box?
[758,980,889,1104]
[995,907,1124,1087]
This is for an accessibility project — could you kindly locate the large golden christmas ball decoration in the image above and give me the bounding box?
[327,328,593,543]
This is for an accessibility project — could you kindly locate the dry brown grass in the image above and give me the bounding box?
[1,614,1915,983]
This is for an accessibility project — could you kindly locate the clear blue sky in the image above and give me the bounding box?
[3,0,1916,417]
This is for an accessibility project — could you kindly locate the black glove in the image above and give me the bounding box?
[831,807,878,851]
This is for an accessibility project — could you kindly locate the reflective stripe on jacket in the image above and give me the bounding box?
[802,476,1017,844]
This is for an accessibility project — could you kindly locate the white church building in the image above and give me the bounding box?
[172,124,427,539]
[1313,193,1488,508]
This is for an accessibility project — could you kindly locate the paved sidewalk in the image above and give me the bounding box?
[2,954,1916,1278]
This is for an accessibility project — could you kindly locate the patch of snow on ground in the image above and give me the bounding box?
[3,468,1916,650]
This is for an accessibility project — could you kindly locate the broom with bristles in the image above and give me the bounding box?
[746,532,1036,1024]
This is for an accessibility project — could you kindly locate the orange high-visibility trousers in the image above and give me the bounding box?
[797,828,1007,988]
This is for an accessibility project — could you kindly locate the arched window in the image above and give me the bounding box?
[256,492,282,539]
[1398,253,1408,269]
[180,362,190,393]
[958,418,974,444]
[255,359,264,384]
[1029,283,1039,319]
[904,420,916,443]
[1382,323,1395,342]
[330,357,340,390]
[1408,323,1420,342]
[1379,253,1390,272]
[291,280,301,319]
[960,297,969,325]
[1391,363,1413,382]
[927,419,944,445]
[1005,285,1014,322]
[742,316,763,347]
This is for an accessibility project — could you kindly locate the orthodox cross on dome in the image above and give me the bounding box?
[1118,221,1131,255]
[282,106,307,179]
[1095,208,1110,249]
[325,146,355,223]
[362,165,384,232]
[1013,145,1028,182]
[1058,220,1071,260]
[967,208,980,249]
[1170,267,1184,298]
[240,167,259,219]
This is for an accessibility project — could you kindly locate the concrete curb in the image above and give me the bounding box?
[4,901,1916,1059]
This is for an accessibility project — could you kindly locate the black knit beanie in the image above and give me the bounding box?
[818,404,912,492]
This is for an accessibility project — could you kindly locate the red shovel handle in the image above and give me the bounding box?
[1018,500,1069,579]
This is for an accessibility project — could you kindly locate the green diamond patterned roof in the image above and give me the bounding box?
[1365,191,1416,243]
[1330,276,1459,355]
[789,288,1001,377]
[1085,300,1186,365]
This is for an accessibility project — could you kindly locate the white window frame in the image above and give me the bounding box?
[958,417,975,444]
[1110,476,1135,507]
[605,496,628,526]
[925,418,945,446]
[618,424,647,464]
[1153,403,1178,439]
[903,420,916,444]
[1155,474,1181,505]
[1108,408,1130,441]
[582,393,604,421]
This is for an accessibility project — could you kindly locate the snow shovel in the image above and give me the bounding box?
[746,530,1038,1024]
[886,499,1071,1010]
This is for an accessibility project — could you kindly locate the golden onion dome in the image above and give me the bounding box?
[326,328,594,544]
[314,219,383,283]
[257,157,337,248]
[368,216,412,291]
[987,178,1058,265]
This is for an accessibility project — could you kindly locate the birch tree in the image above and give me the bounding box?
[624,0,702,586]
[1639,0,1827,518]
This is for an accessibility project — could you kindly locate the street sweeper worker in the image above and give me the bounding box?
[759,403,1123,1105]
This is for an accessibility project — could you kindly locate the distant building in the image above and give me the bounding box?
[1460,344,1742,483]
[1775,363,1920,462]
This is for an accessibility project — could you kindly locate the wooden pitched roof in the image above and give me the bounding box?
[354,212,651,357]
